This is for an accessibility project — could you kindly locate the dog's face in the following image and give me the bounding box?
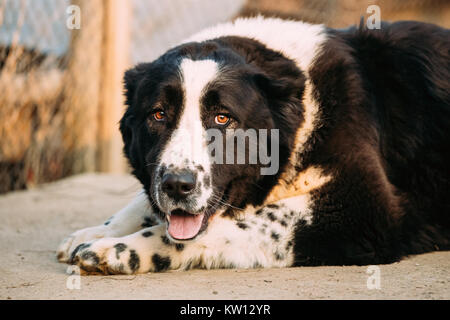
[120,38,305,241]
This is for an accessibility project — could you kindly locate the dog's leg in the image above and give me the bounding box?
[57,190,159,262]
[69,194,313,274]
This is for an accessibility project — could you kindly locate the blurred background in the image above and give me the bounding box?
[0,0,449,194]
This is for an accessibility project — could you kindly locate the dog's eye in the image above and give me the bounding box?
[152,110,166,121]
[215,114,230,125]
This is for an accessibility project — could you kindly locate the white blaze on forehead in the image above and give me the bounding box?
[160,58,219,168]
[157,59,218,213]
[179,58,219,133]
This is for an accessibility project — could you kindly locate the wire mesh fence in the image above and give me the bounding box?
[131,0,244,63]
[0,0,449,194]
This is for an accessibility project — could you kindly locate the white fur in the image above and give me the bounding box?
[197,194,312,268]
[157,59,218,213]
[159,59,218,168]
[184,16,326,75]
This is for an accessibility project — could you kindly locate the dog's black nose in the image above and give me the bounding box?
[161,172,196,199]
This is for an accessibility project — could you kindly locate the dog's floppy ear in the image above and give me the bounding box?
[120,64,150,169]
[123,63,151,107]
[253,73,301,102]
[252,72,305,127]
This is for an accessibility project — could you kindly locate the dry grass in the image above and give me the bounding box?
[0,47,67,192]
[0,1,102,194]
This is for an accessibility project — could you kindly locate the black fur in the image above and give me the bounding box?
[152,254,171,272]
[128,250,140,272]
[293,21,450,265]
[142,231,153,237]
[114,243,127,259]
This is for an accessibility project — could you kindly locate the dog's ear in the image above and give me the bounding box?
[120,64,150,167]
[252,72,305,128]
[253,73,301,102]
[123,63,150,107]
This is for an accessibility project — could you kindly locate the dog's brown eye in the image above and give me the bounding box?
[215,114,230,125]
[153,111,166,121]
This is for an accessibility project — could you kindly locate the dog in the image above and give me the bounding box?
[57,16,449,274]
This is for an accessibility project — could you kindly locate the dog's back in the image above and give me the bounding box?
[355,22,449,252]
[296,21,450,263]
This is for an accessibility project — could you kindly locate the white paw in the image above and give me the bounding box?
[56,225,111,263]
[69,238,141,275]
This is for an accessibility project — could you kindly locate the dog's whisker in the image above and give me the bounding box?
[145,162,159,167]
[209,194,244,211]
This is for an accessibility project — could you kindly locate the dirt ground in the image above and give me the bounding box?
[0,173,448,300]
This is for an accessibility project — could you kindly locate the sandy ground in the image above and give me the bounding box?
[0,173,448,300]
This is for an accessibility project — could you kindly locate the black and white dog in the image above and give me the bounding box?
[57,17,449,274]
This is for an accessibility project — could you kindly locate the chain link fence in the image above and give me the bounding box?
[1,0,448,194]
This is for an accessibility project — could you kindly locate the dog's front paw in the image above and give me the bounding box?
[57,225,111,263]
[69,238,142,275]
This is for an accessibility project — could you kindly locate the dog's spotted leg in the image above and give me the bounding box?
[57,190,160,262]
[69,224,184,274]
[70,194,313,274]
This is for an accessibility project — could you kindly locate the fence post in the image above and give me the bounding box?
[63,0,103,174]
[97,0,131,173]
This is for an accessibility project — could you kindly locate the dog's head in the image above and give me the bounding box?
[120,37,306,241]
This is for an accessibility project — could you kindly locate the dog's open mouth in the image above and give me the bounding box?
[167,209,205,240]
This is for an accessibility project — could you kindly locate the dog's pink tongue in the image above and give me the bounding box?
[168,213,204,240]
